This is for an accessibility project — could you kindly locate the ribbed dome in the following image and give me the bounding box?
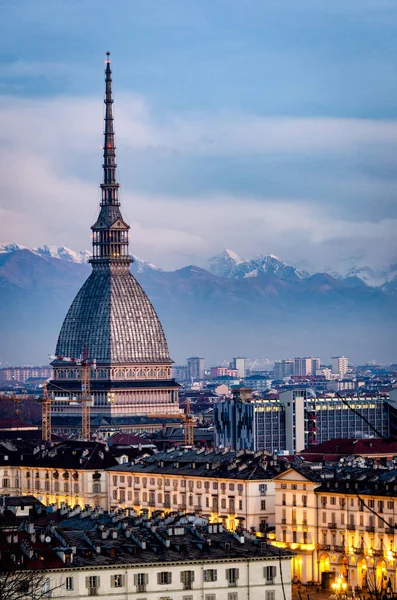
[55,268,170,364]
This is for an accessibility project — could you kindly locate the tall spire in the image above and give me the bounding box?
[90,53,131,266]
[101,51,119,205]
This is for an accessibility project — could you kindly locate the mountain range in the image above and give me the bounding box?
[0,244,396,365]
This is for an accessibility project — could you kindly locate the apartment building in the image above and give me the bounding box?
[187,357,205,381]
[214,388,390,454]
[107,448,286,532]
[331,356,349,378]
[273,461,397,594]
[0,440,121,510]
[0,499,293,600]
[273,360,294,380]
[294,358,320,377]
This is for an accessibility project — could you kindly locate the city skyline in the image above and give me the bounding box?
[0,1,397,273]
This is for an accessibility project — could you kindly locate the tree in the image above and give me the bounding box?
[0,569,61,600]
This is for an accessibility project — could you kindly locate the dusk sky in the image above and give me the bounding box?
[1,0,397,273]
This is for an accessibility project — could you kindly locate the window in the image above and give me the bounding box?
[120,476,125,484]
[388,501,394,510]
[204,569,217,582]
[158,572,172,585]
[330,497,336,505]
[134,573,148,591]
[261,500,266,510]
[266,592,275,600]
[221,498,226,509]
[226,568,239,586]
[112,476,117,486]
[205,595,216,600]
[239,500,243,510]
[65,577,74,591]
[259,484,267,495]
[181,570,195,589]
[86,576,100,594]
[264,566,277,584]
[228,594,238,600]
[93,483,101,494]
[3,479,9,488]
[111,574,124,588]
[42,578,51,598]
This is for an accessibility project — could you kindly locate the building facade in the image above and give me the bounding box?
[273,463,397,594]
[331,356,349,378]
[49,54,180,426]
[232,357,246,379]
[187,357,205,381]
[273,361,294,380]
[214,389,390,454]
[0,501,293,600]
[294,358,320,377]
[107,448,284,532]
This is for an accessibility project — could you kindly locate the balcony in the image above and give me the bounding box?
[366,526,375,533]
[333,545,345,553]
[318,544,331,551]
[355,546,365,554]
[136,585,147,593]
[347,524,356,531]
[328,522,337,529]
[281,518,287,524]
[88,589,98,597]
[302,519,308,526]
[183,583,193,590]
[373,549,383,557]
[385,527,395,535]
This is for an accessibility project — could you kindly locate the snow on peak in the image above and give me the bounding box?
[207,250,310,281]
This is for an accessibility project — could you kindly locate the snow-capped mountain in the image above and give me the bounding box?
[0,243,162,273]
[207,249,246,278]
[324,260,397,288]
[0,243,91,264]
[208,249,309,281]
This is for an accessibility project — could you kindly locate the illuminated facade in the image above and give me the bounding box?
[107,449,283,532]
[274,465,397,593]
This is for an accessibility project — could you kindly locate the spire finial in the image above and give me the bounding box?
[90,54,132,267]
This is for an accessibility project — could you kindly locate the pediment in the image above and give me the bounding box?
[274,467,312,483]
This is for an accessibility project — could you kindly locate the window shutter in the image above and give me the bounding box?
[97,577,100,588]
[191,571,195,582]
[236,569,239,580]
[169,573,172,584]
[181,572,185,583]
[121,575,125,586]
[157,573,161,584]
[145,574,149,584]
[111,575,114,588]
[272,566,277,578]
[134,574,138,585]
[226,569,230,580]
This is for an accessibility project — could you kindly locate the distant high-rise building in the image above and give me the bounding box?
[274,360,294,379]
[294,357,320,376]
[331,356,349,378]
[171,365,188,382]
[231,357,246,379]
[0,366,52,383]
[187,357,205,381]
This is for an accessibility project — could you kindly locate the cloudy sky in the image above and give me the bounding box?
[1,0,397,272]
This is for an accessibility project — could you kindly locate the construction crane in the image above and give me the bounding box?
[49,349,96,441]
[152,399,195,446]
[40,381,51,441]
[0,392,31,417]
[184,398,194,446]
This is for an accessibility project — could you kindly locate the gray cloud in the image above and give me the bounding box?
[0,93,396,272]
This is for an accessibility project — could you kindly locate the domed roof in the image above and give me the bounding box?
[55,269,171,364]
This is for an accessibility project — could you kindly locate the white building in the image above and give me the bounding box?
[0,503,293,600]
[331,356,349,379]
[294,357,320,376]
[232,357,247,379]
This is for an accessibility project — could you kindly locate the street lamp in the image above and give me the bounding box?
[331,575,348,600]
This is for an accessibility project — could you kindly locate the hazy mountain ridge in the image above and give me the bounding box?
[0,245,396,364]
